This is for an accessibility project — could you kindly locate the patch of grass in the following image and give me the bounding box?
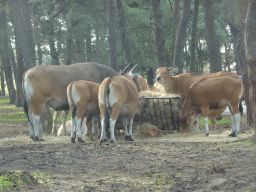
[56,114,71,121]
[0,99,11,105]
[199,118,233,126]
[0,112,27,122]
[33,172,52,185]
[244,140,255,147]
[0,171,37,191]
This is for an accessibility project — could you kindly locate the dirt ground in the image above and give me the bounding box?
[0,109,256,191]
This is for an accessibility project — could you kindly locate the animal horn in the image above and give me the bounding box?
[168,67,173,70]
[129,64,137,74]
[123,62,132,73]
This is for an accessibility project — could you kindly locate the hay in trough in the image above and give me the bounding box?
[139,90,182,131]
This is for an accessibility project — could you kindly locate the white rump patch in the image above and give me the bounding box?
[99,86,105,105]
[108,84,118,107]
[71,84,81,105]
[23,74,34,100]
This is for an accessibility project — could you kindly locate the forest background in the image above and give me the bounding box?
[0,0,256,133]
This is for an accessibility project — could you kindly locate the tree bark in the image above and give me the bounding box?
[245,0,256,140]
[107,0,118,70]
[151,0,167,67]
[115,0,132,65]
[189,0,199,72]
[203,0,222,73]
[74,38,86,63]
[173,0,192,74]
[170,0,180,67]
[0,10,16,104]
[0,67,5,96]
[33,5,42,65]
[10,0,36,70]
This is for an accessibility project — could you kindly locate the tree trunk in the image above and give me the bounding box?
[41,105,53,134]
[74,38,86,63]
[151,0,167,67]
[203,0,222,73]
[107,0,118,70]
[85,23,92,62]
[189,0,199,72]
[245,0,256,140]
[10,0,35,70]
[170,0,180,67]
[173,0,192,74]
[0,10,16,104]
[115,0,132,65]
[33,5,42,65]
[0,66,5,96]
[147,68,154,86]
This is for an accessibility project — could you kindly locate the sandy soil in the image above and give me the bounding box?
[0,113,255,192]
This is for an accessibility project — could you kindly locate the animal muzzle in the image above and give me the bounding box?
[156,76,161,81]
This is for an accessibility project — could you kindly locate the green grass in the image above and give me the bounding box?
[56,113,71,121]
[199,118,233,126]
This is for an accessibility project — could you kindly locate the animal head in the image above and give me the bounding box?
[155,67,179,84]
[178,111,194,133]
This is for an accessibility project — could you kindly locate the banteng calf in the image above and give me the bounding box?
[67,80,101,143]
[179,76,243,136]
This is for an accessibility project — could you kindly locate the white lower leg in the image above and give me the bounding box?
[71,117,76,139]
[32,114,42,141]
[76,118,83,141]
[128,119,134,140]
[100,118,106,142]
[234,113,240,136]
[195,114,201,132]
[110,118,117,143]
[61,111,69,135]
[28,113,35,138]
[122,118,129,137]
[204,117,209,136]
[92,116,98,135]
[51,111,60,135]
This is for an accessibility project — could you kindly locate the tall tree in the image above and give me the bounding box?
[173,0,192,74]
[116,0,132,66]
[189,0,199,72]
[245,0,256,139]
[10,0,35,70]
[107,0,118,70]
[170,0,180,66]
[151,0,167,67]
[0,10,16,104]
[203,0,222,72]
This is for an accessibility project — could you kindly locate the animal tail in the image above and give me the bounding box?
[67,83,77,119]
[23,76,33,128]
[239,101,243,116]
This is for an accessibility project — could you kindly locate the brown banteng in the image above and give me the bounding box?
[155,67,243,130]
[155,67,241,100]
[67,80,101,143]
[51,110,69,136]
[137,75,149,91]
[98,73,140,144]
[190,107,227,133]
[23,62,117,141]
[179,76,243,136]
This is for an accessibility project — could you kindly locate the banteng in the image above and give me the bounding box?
[179,76,243,136]
[67,80,101,143]
[23,62,117,141]
[156,67,243,130]
[98,67,141,144]
[51,110,69,136]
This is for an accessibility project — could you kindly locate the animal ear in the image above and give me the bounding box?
[169,67,179,76]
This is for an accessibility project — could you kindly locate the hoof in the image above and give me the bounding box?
[206,133,209,136]
[125,135,129,141]
[51,133,56,136]
[34,136,44,141]
[78,138,85,143]
[99,139,104,145]
[228,132,235,137]
[110,140,116,144]
[71,137,75,143]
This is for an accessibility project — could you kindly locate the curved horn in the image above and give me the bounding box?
[123,62,132,73]
[129,64,137,74]
[168,67,173,70]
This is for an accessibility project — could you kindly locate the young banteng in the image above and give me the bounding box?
[23,62,117,141]
[179,76,243,137]
[67,80,101,143]
[98,69,141,144]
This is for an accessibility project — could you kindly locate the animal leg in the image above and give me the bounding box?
[92,115,99,136]
[122,117,129,140]
[128,118,134,141]
[194,113,201,133]
[99,118,107,144]
[61,110,69,135]
[210,117,216,133]
[28,113,35,139]
[201,107,210,136]
[76,118,84,143]
[51,110,61,136]
[32,114,44,141]
[109,118,117,144]
[71,117,76,143]
[229,113,240,137]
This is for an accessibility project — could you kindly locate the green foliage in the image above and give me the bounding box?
[199,117,233,126]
